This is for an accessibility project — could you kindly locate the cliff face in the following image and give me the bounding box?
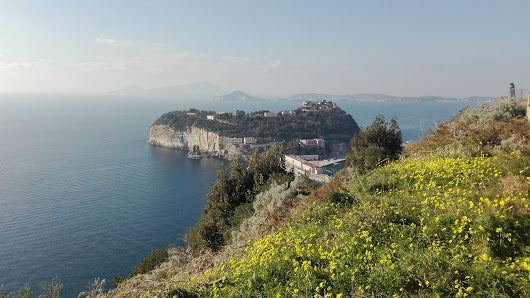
[148,125,242,158]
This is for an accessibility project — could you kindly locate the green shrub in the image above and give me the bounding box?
[164,286,200,298]
[326,191,357,206]
[227,202,254,228]
[348,145,385,175]
[347,115,402,174]
[129,246,170,278]
[112,274,126,288]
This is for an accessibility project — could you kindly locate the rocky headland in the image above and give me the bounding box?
[148,100,360,159]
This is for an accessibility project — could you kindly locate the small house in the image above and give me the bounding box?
[243,137,257,144]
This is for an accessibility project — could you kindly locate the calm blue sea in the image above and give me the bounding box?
[0,94,477,297]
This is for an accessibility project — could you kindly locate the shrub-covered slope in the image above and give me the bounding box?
[182,153,528,297]
[407,98,529,156]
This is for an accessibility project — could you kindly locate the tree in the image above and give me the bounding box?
[235,110,246,119]
[347,115,402,174]
[185,145,290,253]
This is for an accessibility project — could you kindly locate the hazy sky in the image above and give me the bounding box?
[1,0,529,97]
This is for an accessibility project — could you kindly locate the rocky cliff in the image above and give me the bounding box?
[148,125,244,159]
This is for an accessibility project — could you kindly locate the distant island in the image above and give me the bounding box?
[109,81,495,104]
[290,93,495,103]
[212,90,265,102]
[148,100,360,159]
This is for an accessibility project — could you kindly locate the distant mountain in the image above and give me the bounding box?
[212,90,268,102]
[110,82,225,99]
[290,93,496,103]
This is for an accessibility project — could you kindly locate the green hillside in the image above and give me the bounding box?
[109,98,529,298]
[195,153,529,297]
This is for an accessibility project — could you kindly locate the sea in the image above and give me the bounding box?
[0,94,481,297]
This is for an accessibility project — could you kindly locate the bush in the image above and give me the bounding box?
[129,246,170,277]
[112,274,126,289]
[77,278,105,298]
[407,98,529,156]
[326,191,357,206]
[164,287,200,298]
[347,115,402,174]
[348,145,385,175]
[458,97,526,122]
[0,278,62,298]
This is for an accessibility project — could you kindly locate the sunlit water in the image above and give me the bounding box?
[0,94,477,296]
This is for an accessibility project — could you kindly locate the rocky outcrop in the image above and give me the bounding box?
[148,125,244,159]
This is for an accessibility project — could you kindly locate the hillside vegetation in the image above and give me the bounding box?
[108,98,529,298]
[185,146,292,253]
[407,97,529,156]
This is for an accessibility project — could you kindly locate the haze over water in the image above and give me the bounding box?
[0,95,475,296]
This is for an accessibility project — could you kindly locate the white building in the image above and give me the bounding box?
[299,138,326,149]
[284,155,323,175]
[243,137,257,144]
[207,115,215,120]
[264,112,277,117]
[300,100,336,112]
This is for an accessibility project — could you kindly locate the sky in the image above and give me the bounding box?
[0,0,529,97]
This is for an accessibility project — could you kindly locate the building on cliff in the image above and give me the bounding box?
[299,138,326,149]
[285,154,323,175]
[285,154,346,182]
[243,137,257,144]
[301,100,337,112]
